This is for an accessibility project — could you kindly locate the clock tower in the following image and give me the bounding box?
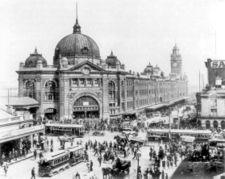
[171,44,182,76]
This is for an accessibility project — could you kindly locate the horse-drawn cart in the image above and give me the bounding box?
[102,158,131,178]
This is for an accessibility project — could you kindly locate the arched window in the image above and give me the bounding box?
[45,80,57,101]
[160,97,163,103]
[206,120,210,129]
[108,81,116,101]
[221,121,225,129]
[213,120,218,129]
[25,80,36,99]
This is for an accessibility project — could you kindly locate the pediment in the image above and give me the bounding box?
[67,60,106,74]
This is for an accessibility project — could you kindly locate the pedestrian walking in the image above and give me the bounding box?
[90,160,93,172]
[3,162,8,176]
[98,155,102,167]
[124,148,127,158]
[8,151,12,163]
[165,173,168,179]
[31,167,36,179]
[50,138,53,147]
[133,150,137,159]
[14,149,18,160]
[39,152,43,159]
[34,149,37,160]
[161,169,165,179]
[162,160,166,169]
[73,172,81,179]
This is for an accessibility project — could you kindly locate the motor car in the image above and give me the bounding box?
[92,131,105,136]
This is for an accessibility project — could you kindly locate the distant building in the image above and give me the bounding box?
[197,59,225,129]
[16,7,188,125]
[0,108,44,161]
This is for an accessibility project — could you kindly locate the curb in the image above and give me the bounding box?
[8,154,34,166]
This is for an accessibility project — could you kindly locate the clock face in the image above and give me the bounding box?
[173,62,177,67]
[82,67,90,75]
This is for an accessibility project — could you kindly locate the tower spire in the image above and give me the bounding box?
[73,1,81,34]
[76,1,78,23]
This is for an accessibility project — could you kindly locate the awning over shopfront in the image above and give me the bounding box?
[146,97,188,111]
[166,97,188,106]
[6,97,39,108]
[147,103,167,110]
[46,123,83,129]
[0,125,44,144]
[0,109,15,119]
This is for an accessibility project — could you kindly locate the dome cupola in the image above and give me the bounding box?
[25,48,47,68]
[143,62,153,74]
[105,51,121,68]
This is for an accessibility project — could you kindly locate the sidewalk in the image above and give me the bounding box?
[7,153,33,166]
[166,157,184,179]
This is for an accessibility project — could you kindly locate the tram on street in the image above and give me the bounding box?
[45,123,85,137]
[147,128,212,142]
[209,138,225,148]
[38,146,84,177]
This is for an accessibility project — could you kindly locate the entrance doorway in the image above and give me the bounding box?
[44,108,57,120]
[73,96,99,120]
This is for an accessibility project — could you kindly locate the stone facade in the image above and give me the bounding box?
[205,58,225,87]
[16,14,188,122]
[197,59,225,129]
[196,90,225,129]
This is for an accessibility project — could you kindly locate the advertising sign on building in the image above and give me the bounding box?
[210,60,225,69]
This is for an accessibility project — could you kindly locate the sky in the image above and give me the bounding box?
[0,0,225,96]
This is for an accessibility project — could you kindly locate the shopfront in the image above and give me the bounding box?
[0,125,45,161]
[44,108,57,120]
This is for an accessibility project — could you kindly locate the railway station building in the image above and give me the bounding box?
[17,12,188,125]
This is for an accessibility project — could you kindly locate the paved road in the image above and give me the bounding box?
[0,131,181,179]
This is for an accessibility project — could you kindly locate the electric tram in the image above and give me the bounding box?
[38,146,84,177]
[147,128,212,142]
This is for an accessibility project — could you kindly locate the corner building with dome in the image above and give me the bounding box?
[17,15,188,125]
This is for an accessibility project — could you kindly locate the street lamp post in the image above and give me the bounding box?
[137,152,142,179]
[169,108,171,141]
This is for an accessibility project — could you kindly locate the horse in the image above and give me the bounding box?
[103,152,115,163]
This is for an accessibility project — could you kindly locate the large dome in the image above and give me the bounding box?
[56,33,100,58]
[54,19,100,66]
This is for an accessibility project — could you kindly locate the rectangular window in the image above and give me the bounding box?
[72,79,78,86]
[94,79,99,87]
[87,79,92,86]
[80,79,85,87]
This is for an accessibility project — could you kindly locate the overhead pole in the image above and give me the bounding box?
[215,31,217,58]
[199,71,201,92]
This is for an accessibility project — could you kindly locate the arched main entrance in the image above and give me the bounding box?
[73,96,99,119]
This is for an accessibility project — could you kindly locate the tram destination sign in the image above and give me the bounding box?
[210,60,225,69]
